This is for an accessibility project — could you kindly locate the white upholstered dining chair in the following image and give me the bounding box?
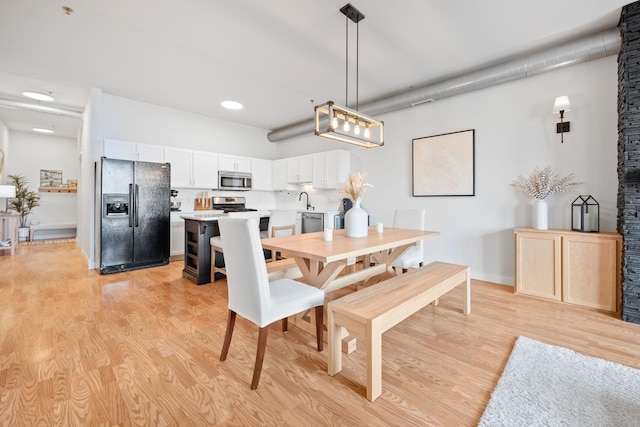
[217,217,325,390]
[211,211,263,280]
[261,209,297,261]
[392,209,426,273]
[261,209,297,239]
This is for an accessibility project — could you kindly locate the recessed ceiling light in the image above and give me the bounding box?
[32,127,55,134]
[221,100,243,110]
[23,91,55,102]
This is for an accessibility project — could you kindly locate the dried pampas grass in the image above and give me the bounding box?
[511,166,579,200]
[339,173,373,202]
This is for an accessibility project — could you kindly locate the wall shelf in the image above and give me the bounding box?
[39,187,77,193]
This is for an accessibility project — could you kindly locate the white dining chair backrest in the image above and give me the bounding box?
[392,209,426,270]
[218,217,271,326]
[266,209,297,238]
[227,211,262,220]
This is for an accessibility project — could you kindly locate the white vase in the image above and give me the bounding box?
[534,199,548,230]
[17,227,29,242]
[345,199,368,237]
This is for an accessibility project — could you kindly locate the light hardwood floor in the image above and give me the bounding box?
[1,241,640,426]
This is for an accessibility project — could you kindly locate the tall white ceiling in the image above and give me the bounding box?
[0,0,632,139]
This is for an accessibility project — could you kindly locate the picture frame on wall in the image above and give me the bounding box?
[40,169,63,188]
[412,129,475,197]
[67,179,77,189]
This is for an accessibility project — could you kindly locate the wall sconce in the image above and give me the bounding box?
[571,195,599,232]
[553,96,571,143]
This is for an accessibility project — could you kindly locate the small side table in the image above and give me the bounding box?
[0,213,19,256]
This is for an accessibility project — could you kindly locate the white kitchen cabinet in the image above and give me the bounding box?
[295,212,302,235]
[312,149,350,189]
[251,158,273,191]
[170,216,185,260]
[104,139,164,163]
[192,150,218,189]
[272,159,288,191]
[104,139,135,160]
[219,155,251,173]
[164,147,192,188]
[287,155,313,183]
[164,148,218,189]
[136,144,164,162]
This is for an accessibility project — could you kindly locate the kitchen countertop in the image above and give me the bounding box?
[297,209,340,214]
[180,210,271,222]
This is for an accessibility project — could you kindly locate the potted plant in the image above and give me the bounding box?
[7,174,40,241]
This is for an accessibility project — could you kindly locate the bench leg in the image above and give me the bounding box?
[366,320,382,401]
[327,309,343,376]
[464,268,471,315]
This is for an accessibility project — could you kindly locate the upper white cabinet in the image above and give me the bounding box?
[107,140,351,192]
[104,139,164,163]
[165,148,218,189]
[251,158,273,191]
[137,144,164,163]
[192,150,219,189]
[312,149,350,189]
[164,147,192,188]
[287,155,313,183]
[219,155,251,173]
[272,159,288,191]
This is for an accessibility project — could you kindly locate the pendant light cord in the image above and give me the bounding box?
[345,16,349,108]
[344,9,361,111]
[356,20,359,111]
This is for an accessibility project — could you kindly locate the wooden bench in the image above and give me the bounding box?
[327,261,470,401]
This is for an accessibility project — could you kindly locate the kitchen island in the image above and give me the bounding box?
[180,212,269,285]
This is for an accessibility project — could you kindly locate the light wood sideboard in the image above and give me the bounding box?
[514,227,622,312]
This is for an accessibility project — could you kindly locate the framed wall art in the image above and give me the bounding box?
[412,129,475,197]
[40,169,63,188]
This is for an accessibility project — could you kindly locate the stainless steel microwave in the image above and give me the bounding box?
[218,171,252,191]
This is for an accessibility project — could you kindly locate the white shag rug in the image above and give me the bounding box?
[478,336,640,427]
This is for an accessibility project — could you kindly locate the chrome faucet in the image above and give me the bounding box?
[299,191,311,210]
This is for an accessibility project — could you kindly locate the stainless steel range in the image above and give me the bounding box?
[211,196,257,213]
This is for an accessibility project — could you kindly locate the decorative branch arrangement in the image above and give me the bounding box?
[511,166,579,200]
[339,172,373,202]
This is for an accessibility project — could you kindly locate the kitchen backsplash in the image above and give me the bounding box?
[172,187,343,212]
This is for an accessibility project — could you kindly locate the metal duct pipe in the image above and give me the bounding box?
[0,98,83,120]
[267,28,620,142]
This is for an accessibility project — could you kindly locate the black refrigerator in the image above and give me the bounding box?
[95,157,171,274]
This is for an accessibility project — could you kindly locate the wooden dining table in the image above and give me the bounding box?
[262,226,439,292]
[261,226,440,347]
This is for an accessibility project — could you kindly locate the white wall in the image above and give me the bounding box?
[0,117,8,184]
[275,56,618,285]
[7,131,79,226]
[99,94,277,159]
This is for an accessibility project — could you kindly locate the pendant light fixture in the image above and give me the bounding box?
[314,3,384,148]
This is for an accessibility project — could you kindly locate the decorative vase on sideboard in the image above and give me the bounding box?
[534,199,548,230]
[345,199,368,237]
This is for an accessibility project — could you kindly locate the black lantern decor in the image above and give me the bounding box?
[571,195,599,232]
